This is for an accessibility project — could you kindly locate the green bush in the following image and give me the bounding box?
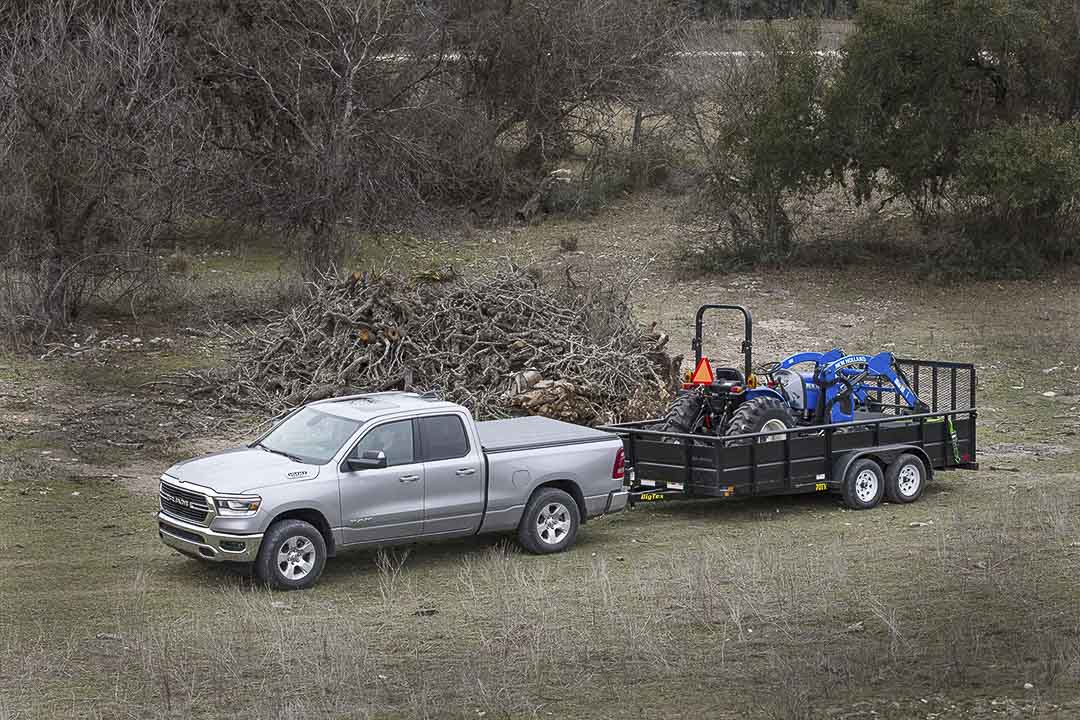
[951,121,1080,270]
[809,0,1080,275]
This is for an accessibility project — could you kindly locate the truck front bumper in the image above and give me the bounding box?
[158,512,263,563]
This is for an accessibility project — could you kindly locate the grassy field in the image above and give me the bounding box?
[3,193,1080,719]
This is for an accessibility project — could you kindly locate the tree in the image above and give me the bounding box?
[823,0,1080,211]
[195,0,478,276]
[819,0,1080,269]
[444,0,682,171]
[670,19,830,260]
[0,0,193,335]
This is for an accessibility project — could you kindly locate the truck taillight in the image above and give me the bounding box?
[612,447,625,480]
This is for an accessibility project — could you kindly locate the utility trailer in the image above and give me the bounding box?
[599,358,978,510]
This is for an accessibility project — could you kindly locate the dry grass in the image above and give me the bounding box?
[4,195,1080,718]
[3,465,1080,718]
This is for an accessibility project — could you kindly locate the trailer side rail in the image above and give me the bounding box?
[599,408,976,499]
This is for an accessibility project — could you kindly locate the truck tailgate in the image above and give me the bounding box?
[477,416,616,453]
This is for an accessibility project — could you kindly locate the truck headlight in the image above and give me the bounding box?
[215,496,261,517]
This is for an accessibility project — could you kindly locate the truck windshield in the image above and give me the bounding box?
[257,407,360,465]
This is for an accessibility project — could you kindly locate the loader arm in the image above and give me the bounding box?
[818,352,927,423]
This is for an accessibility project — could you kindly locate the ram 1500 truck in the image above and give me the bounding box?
[157,392,628,588]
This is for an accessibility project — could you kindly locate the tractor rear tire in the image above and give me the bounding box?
[725,397,795,439]
[650,391,705,435]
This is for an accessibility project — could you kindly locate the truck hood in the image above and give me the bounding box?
[163,447,321,494]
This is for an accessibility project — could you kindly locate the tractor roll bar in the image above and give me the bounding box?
[693,304,753,380]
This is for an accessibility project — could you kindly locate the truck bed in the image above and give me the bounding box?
[477,416,616,453]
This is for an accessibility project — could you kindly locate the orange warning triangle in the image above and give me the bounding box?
[691,357,714,384]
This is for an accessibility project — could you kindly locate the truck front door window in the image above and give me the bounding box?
[350,420,413,466]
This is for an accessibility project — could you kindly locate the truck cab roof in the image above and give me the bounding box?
[310,391,463,422]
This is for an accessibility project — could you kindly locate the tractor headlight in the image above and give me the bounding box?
[214,496,262,517]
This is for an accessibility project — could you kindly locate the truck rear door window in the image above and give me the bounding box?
[418,415,470,461]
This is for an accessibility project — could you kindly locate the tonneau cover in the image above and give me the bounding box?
[477,416,617,453]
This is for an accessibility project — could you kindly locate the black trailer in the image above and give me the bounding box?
[600,356,978,510]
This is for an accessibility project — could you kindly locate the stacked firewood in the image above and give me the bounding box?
[198,268,680,424]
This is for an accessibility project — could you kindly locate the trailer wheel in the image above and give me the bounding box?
[885,453,926,503]
[518,488,580,554]
[842,458,884,510]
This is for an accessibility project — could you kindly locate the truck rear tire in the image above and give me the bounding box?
[517,488,580,555]
[842,458,885,510]
[885,453,927,503]
[255,519,327,590]
[725,396,795,439]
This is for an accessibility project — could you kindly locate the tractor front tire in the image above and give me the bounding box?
[725,397,795,438]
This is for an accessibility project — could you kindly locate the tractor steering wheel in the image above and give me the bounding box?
[756,361,781,376]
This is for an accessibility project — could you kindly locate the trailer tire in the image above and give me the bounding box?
[726,397,795,439]
[842,458,885,510]
[885,453,926,503]
[518,488,580,555]
[255,519,327,590]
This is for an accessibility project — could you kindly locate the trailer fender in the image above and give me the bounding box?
[831,444,933,489]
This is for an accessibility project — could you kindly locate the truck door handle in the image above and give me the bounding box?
[399,474,420,483]
[455,468,476,476]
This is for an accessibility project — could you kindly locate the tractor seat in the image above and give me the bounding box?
[713,367,745,383]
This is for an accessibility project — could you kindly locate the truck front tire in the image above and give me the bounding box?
[255,519,327,590]
[518,488,580,554]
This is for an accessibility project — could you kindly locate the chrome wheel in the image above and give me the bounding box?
[897,464,921,497]
[855,469,879,504]
[536,502,572,546]
[761,418,789,441]
[276,536,316,580]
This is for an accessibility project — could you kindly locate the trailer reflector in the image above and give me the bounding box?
[691,357,714,384]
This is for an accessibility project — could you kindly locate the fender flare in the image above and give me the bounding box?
[744,387,786,403]
[831,444,933,487]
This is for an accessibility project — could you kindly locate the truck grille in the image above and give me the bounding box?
[160,481,212,525]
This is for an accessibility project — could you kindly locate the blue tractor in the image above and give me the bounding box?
[652,305,930,437]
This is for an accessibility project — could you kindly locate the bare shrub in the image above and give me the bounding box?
[0,0,193,340]
[197,0,500,278]
[446,0,683,171]
[668,19,832,268]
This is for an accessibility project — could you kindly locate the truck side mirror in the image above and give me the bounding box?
[345,449,387,472]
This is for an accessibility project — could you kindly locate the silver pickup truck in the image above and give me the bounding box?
[157,392,628,588]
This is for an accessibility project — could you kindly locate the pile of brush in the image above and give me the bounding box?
[194,267,680,424]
